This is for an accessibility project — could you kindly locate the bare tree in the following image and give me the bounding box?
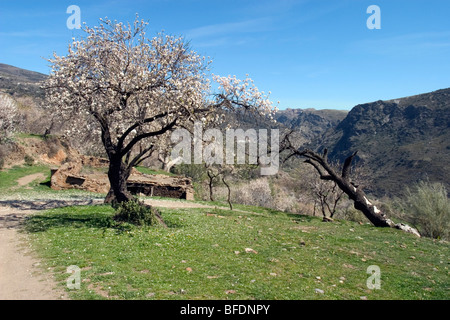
[208,164,234,210]
[205,164,220,202]
[312,179,344,221]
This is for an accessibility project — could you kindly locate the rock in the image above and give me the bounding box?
[315,289,324,294]
[225,290,236,294]
[50,161,83,190]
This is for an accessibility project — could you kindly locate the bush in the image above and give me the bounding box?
[45,136,61,158]
[335,201,366,223]
[24,154,35,166]
[113,199,160,226]
[398,181,450,240]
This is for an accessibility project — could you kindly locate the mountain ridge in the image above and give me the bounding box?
[1,62,448,198]
[318,87,450,197]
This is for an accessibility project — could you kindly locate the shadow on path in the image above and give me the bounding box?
[0,198,104,230]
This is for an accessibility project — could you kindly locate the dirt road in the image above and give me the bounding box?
[0,193,232,300]
[0,169,241,300]
[0,205,67,300]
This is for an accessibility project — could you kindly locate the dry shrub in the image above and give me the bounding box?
[334,199,367,223]
[396,181,450,240]
[232,178,273,208]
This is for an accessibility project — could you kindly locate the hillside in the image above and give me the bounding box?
[275,108,348,147]
[319,88,450,197]
[0,63,47,98]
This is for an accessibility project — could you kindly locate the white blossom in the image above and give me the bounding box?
[0,94,18,142]
[42,16,277,167]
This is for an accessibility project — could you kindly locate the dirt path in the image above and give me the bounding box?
[0,196,222,300]
[0,205,67,300]
[16,173,46,187]
[0,175,243,300]
[144,198,224,209]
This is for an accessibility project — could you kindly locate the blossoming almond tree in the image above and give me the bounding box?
[43,16,276,205]
[0,94,18,143]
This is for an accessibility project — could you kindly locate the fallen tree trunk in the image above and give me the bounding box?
[283,141,420,237]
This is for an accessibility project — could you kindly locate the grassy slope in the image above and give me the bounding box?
[2,165,449,300]
[25,207,449,300]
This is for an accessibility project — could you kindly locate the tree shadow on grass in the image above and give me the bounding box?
[286,212,320,223]
[0,199,104,211]
[0,199,105,231]
[19,202,174,234]
[24,210,117,233]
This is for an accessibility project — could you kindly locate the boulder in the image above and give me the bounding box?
[50,161,83,190]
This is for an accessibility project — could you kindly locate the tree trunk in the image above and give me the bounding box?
[104,155,133,205]
[282,143,421,237]
[222,176,233,211]
[334,176,395,228]
[207,170,215,202]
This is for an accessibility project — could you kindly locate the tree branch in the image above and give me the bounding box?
[304,159,333,181]
[117,111,170,150]
[120,118,177,157]
[342,151,358,180]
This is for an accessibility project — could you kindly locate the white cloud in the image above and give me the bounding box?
[185,18,272,40]
[352,31,450,56]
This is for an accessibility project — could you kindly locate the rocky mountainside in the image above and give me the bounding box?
[0,63,47,98]
[318,88,450,197]
[274,108,348,147]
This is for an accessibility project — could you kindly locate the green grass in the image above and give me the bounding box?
[0,164,50,190]
[24,204,449,300]
[0,164,104,200]
[134,166,176,177]
[2,164,449,300]
[14,133,47,140]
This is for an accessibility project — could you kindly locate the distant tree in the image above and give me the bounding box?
[0,94,18,143]
[43,16,276,208]
[311,178,344,221]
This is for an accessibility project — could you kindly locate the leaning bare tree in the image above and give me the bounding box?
[283,136,420,236]
[43,16,276,208]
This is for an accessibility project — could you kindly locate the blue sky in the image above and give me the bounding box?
[1,0,449,110]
